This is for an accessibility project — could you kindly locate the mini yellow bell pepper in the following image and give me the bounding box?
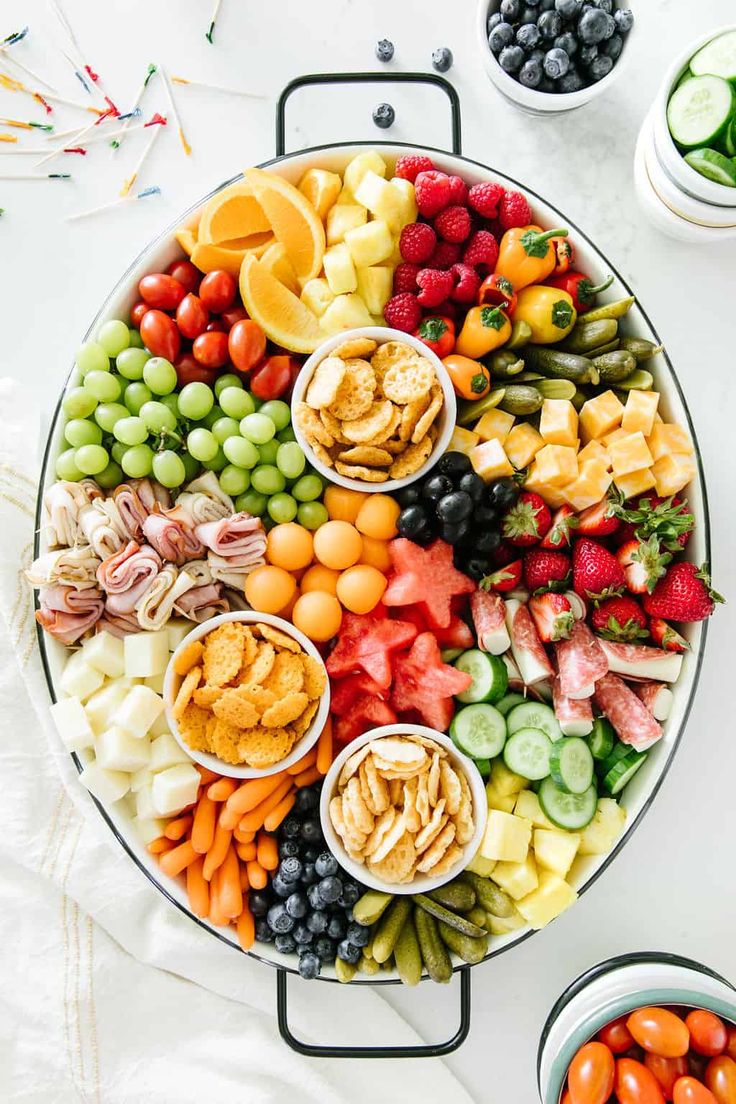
[455,305,512,359]
[495,225,569,291]
[512,285,577,344]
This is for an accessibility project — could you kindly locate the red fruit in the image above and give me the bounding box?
[523,548,571,592]
[414,169,452,217]
[528,592,574,643]
[395,154,435,182]
[499,189,532,230]
[399,222,437,263]
[541,504,578,549]
[416,267,454,308]
[167,258,200,293]
[615,493,694,551]
[398,604,475,650]
[643,562,723,623]
[468,181,505,218]
[383,292,422,332]
[446,175,469,205]
[502,492,552,548]
[198,270,237,313]
[390,632,472,730]
[480,559,523,592]
[393,262,421,294]
[616,536,671,595]
[175,293,209,339]
[383,538,476,628]
[333,694,398,746]
[649,617,689,653]
[329,672,387,716]
[428,240,461,270]
[139,309,181,362]
[576,496,621,538]
[138,272,187,310]
[228,318,267,373]
[463,229,499,272]
[572,538,626,599]
[434,204,472,243]
[449,262,481,303]
[130,300,148,328]
[220,304,248,329]
[174,352,218,386]
[326,612,418,688]
[590,596,649,642]
[193,330,229,368]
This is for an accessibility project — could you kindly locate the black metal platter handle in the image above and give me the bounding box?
[276,965,471,1058]
[275,71,462,157]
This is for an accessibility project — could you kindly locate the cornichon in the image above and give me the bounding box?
[507,319,533,349]
[457,389,506,426]
[532,377,577,400]
[428,881,476,912]
[465,906,490,930]
[498,384,544,416]
[521,345,600,385]
[619,335,664,362]
[460,871,515,918]
[335,957,358,984]
[616,368,655,391]
[438,920,489,965]
[487,349,525,378]
[571,388,588,411]
[372,898,412,963]
[358,953,381,975]
[560,318,618,354]
[352,889,393,927]
[414,906,452,984]
[394,913,423,987]
[580,295,635,323]
[592,350,638,383]
[414,893,487,937]
[586,338,620,357]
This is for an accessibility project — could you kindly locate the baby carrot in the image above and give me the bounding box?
[233,826,255,844]
[191,794,217,855]
[238,779,293,833]
[236,841,257,862]
[256,831,278,871]
[207,778,238,802]
[263,791,296,833]
[196,766,220,785]
[286,747,316,775]
[207,867,229,926]
[316,717,333,775]
[186,856,209,918]
[246,859,268,890]
[236,904,255,951]
[219,844,243,919]
[239,866,250,892]
[159,839,198,878]
[202,821,233,881]
[221,772,287,827]
[164,814,193,841]
[294,764,322,788]
[147,836,173,855]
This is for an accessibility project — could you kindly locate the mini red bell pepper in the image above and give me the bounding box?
[551,236,574,274]
[547,271,614,314]
[413,315,455,358]
[477,272,517,313]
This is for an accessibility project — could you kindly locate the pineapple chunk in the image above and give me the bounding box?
[260,242,299,295]
[647,422,693,461]
[298,167,342,220]
[301,277,335,318]
[621,390,659,436]
[447,426,480,456]
[323,243,357,295]
[492,853,539,900]
[579,390,624,441]
[465,850,497,878]
[343,151,387,194]
[613,467,656,499]
[534,444,579,487]
[356,265,393,316]
[539,399,579,447]
[651,453,696,497]
[479,810,531,863]
[389,177,418,228]
[326,203,368,246]
[490,759,528,797]
[578,798,627,856]
[516,870,578,928]
[487,909,526,936]
[504,422,544,469]
[514,789,555,830]
[474,408,515,444]
[354,171,403,232]
[533,828,581,878]
[470,439,514,482]
[344,219,394,267]
[319,293,373,334]
[577,439,610,468]
[485,783,517,813]
[609,431,654,477]
[336,187,357,205]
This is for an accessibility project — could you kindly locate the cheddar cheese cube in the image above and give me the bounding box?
[609,431,654,477]
[647,422,693,461]
[613,467,656,499]
[578,439,610,469]
[474,408,515,444]
[448,425,480,457]
[504,422,544,470]
[621,390,659,436]
[533,444,579,487]
[579,390,624,441]
[562,459,612,511]
[470,438,514,482]
[602,427,629,448]
[539,399,579,447]
[523,463,570,508]
[651,453,696,497]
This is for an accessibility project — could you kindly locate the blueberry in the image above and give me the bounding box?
[487,11,504,31]
[301,861,318,886]
[436,491,473,525]
[519,6,540,23]
[279,856,303,883]
[488,477,518,510]
[271,873,292,898]
[314,852,339,878]
[302,845,320,863]
[281,815,301,839]
[474,529,502,555]
[297,951,321,979]
[555,31,578,55]
[489,21,515,54]
[579,42,598,65]
[432,47,453,73]
[307,883,324,910]
[539,0,555,8]
[300,819,322,844]
[306,909,328,933]
[285,892,308,919]
[519,58,543,86]
[525,0,540,5]
[500,0,520,17]
[591,0,612,10]
[278,839,300,860]
[373,102,395,129]
[558,67,585,91]
[294,787,319,814]
[337,939,362,965]
[588,53,613,79]
[346,922,370,947]
[529,48,546,64]
[613,7,633,33]
[268,903,295,934]
[337,882,361,909]
[293,922,314,944]
[249,891,270,917]
[440,518,471,545]
[601,32,622,60]
[437,451,472,480]
[327,913,347,940]
[464,556,493,582]
[537,10,562,38]
[314,937,336,961]
[397,503,429,540]
[577,7,608,43]
[422,473,454,502]
[255,918,275,943]
[375,38,394,62]
[319,876,343,905]
[499,44,525,72]
[555,0,580,16]
[516,22,541,50]
[544,46,570,78]
[395,483,422,508]
[275,933,296,954]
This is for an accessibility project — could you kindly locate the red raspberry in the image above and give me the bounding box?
[499,189,532,230]
[463,229,499,272]
[383,292,421,332]
[468,181,505,218]
[449,263,481,304]
[395,154,435,183]
[393,262,420,294]
[414,170,451,217]
[427,240,461,270]
[434,205,472,244]
[416,268,454,308]
[447,175,468,205]
[431,300,459,323]
[399,222,437,263]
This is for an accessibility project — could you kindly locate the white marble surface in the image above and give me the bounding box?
[2,0,735,1100]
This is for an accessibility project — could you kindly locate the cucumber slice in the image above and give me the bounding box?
[667,75,734,148]
[506,700,563,743]
[495,692,528,717]
[454,649,509,704]
[690,29,736,82]
[684,147,736,187]
[587,717,615,761]
[602,748,648,796]
[597,741,631,777]
[723,118,736,158]
[450,703,507,760]
[549,737,595,795]
[503,727,552,781]
[538,777,598,831]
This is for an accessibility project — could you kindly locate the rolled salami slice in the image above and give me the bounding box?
[555,621,608,700]
[632,681,674,722]
[552,675,594,737]
[505,599,554,687]
[470,590,510,655]
[593,672,663,750]
[599,638,682,683]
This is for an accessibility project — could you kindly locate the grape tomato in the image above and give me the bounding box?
[645,1052,689,1097]
[206,319,227,333]
[199,270,237,312]
[220,304,248,329]
[673,1077,718,1103]
[174,352,218,387]
[705,1055,736,1103]
[193,330,230,368]
[176,293,209,339]
[228,319,266,373]
[567,1041,615,1104]
[616,1057,668,1104]
[140,309,181,362]
[139,272,187,310]
[686,1012,728,1058]
[628,1007,691,1058]
[130,300,149,328]
[598,1016,636,1055]
[167,258,200,292]
[250,354,294,400]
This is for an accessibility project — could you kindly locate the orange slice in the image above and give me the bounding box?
[198,179,271,245]
[298,167,342,220]
[175,226,197,257]
[243,167,325,284]
[192,233,274,277]
[259,241,300,295]
[239,254,323,354]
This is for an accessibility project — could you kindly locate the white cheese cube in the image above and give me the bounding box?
[84,682,130,735]
[135,782,158,820]
[167,619,192,652]
[148,711,171,738]
[132,815,168,845]
[79,762,130,804]
[96,726,151,773]
[152,763,200,816]
[144,672,165,694]
[49,697,94,752]
[130,765,153,793]
[116,685,165,738]
[149,732,191,772]
[82,630,125,678]
[59,650,105,702]
[124,630,170,678]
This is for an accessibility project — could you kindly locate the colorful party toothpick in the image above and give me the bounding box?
[119,120,164,195]
[171,74,266,100]
[205,0,222,43]
[159,65,191,155]
[67,184,161,222]
[112,63,157,153]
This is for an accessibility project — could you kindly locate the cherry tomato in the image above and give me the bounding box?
[616,1058,668,1104]
[167,258,200,293]
[138,272,187,310]
[130,300,148,328]
[562,1092,572,1104]
[568,1041,615,1104]
[250,354,295,400]
[645,1053,689,1099]
[174,352,218,387]
[193,330,229,368]
[598,1016,636,1055]
[229,319,267,373]
[673,1076,718,1103]
[725,1030,736,1063]
[175,293,210,339]
[628,1008,691,1058]
[220,304,248,329]
[199,270,236,312]
[206,319,226,332]
[706,1055,736,1104]
[686,1012,728,1058]
[140,309,181,362]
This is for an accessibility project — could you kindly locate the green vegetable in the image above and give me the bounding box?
[498,384,544,415]
[428,881,476,913]
[689,30,736,82]
[521,345,600,385]
[684,147,736,187]
[437,920,489,964]
[457,389,507,426]
[414,906,452,984]
[592,350,638,383]
[561,318,618,353]
[352,889,393,926]
[532,377,578,400]
[465,906,489,929]
[394,914,423,986]
[358,953,381,975]
[487,349,525,378]
[580,297,635,323]
[506,319,533,349]
[619,336,663,362]
[372,898,412,963]
[413,894,487,937]
[615,368,655,392]
[335,957,358,983]
[460,871,515,918]
[667,73,735,148]
[586,339,620,357]
[454,649,509,705]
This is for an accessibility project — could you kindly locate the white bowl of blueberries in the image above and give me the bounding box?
[477,0,635,113]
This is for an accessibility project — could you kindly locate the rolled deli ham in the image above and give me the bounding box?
[593,672,663,751]
[552,675,594,737]
[173,561,228,623]
[194,511,267,566]
[143,509,204,565]
[26,545,101,590]
[36,584,104,644]
[598,638,683,683]
[97,608,141,638]
[97,541,162,614]
[504,599,554,686]
[135,564,196,631]
[470,590,510,655]
[633,681,674,722]
[112,483,154,540]
[555,621,609,700]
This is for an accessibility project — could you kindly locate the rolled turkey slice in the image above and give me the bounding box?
[26,545,101,590]
[135,565,196,631]
[599,638,683,683]
[593,672,663,751]
[97,541,163,614]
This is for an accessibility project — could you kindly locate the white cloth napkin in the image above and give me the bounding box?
[0,380,475,1104]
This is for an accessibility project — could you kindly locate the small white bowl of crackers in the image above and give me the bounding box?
[291,327,457,493]
[163,611,330,779]
[320,724,487,895]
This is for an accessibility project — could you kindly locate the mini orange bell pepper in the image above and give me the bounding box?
[454,305,512,359]
[495,225,569,291]
[442,354,491,401]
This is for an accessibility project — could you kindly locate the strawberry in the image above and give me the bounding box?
[479,558,522,593]
[614,493,694,551]
[572,538,626,599]
[649,616,690,653]
[540,504,577,549]
[576,496,620,538]
[616,535,671,595]
[590,595,648,642]
[502,491,552,547]
[528,592,574,643]
[642,562,723,623]
[523,549,571,592]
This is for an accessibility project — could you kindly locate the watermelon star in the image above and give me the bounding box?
[391,632,473,731]
[326,612,418,689]
[382,538,476,628]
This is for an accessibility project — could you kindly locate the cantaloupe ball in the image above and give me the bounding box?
[292,591,343,642]
[301,564,340,595]
[312,519,363,570]
[336,565,387,615]
[323,485,367,523]
[354,493,401,540]
[267,523,314,572]
[358,535,392,573]
[244,565,296,614]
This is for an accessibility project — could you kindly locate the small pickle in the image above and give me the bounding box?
[615,368,655,391]
[592,350,638,383]
[581,294,635,323]
[358,953,381,976]
[461,872,515,918]
[506,319,533,349]
[488,349,525,378]
[394,913,423,987]
[465,906,490,930]
[498,385,544,416]
[414,905,452,984]
[457,388,506,426]
[438,920,489,965]
[414,893,487,937]
[352,890,393,927]
[372,898,412,964]
[428,881,476,912]
[619,335,664,362]
[335,957,358,984]
[561,318,618,354]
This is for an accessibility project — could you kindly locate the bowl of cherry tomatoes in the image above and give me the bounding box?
[538,952,736,1103]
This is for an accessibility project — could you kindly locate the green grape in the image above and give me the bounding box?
[240,412,276,445]
[75,443,110,475]
[127,328,144,349]
[123,381,152,414]
[268,493,297,523]
[110,441,128,465]
[276,441,306,480]
[201,447,227,472]
[211,416,240,444]
[76,341,110,376]
[64,418,102,448]
[277,424,297,444]
[291,473,323,502]
[152,449,186,488]
[214,373,243,398]
[181,450,200,482]
[251,464,286,496]
[261,515,275,532]
[258,400,291,432]
[178,381,214,420]
[98,319,130,358]
[160,393,180,418]
[140,401,177,434]
[116,346,150,380]
[94,402,129,433]
[55,448,84,481]
[235,489,268,516]
[63,386,98,420]
[257,439,279,466]
[202,404,224,429]
[222,435,259,469]
[96,460,124,489]
[218,386,254,420]
[84,370,121,403]
[187,427,219,463]
[114,416,148,446]
[121,443,154,478]
[297,501,328,530]
[219,465,250,496]
[143,356,177,395]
